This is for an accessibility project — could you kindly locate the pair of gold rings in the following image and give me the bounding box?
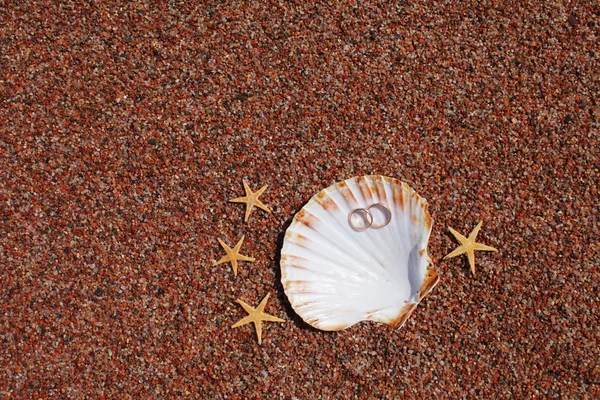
[348,203,392,232]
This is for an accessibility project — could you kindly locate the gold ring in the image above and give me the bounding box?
[348,208,373,231]
[367,203,392,229]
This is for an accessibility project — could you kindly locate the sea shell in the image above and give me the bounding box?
[280,175,439,331]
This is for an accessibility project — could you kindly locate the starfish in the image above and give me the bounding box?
[213,235,255,276]
[232,293,285,344]
[230,179,270,222]
[444,221,498,275]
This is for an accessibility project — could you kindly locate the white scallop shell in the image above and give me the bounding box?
[280,175,439,331]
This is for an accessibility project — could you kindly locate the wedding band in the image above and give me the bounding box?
[367,203,392,229]
[348,208,373,231]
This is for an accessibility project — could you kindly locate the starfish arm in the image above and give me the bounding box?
[217,238,233,252]
[254,199,271,213]
[236,299,257,314]
[213,239,234,265]
[254,320,263,345]
[243,204,253,222]
[233,236,246,251]
[230,196,249,204]
[232,315,254,328]
[448,226,469,244]
[467,250,476,274]
[473,243,498,252]
[444,245,467,259]
[230,260,238,276]
[254,184,268,197]
[256,293,271,312]
[261,314,285,323]
[213,255,232,266]
[242,179,252,195]
[469,221,484,240]
[232,237,254,261]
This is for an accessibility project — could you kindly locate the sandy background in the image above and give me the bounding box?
[1,1,598,398]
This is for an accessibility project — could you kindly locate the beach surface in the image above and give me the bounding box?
[1,1,598,398]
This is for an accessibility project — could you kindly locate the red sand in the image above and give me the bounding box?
[1,1,598,398]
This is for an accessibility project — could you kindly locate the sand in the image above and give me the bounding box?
[1,1,598,398]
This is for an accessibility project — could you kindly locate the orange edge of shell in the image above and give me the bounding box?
[386,266,440,329]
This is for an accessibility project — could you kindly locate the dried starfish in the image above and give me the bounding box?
[445,221,498,274]
[232,293,285,344]
[230,179,270,222]
[213,235,255,276]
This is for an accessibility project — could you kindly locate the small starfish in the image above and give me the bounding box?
[230,179,270,222]
[213,235,255,276]
[232,293,285,344]
[445,221,498,275]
